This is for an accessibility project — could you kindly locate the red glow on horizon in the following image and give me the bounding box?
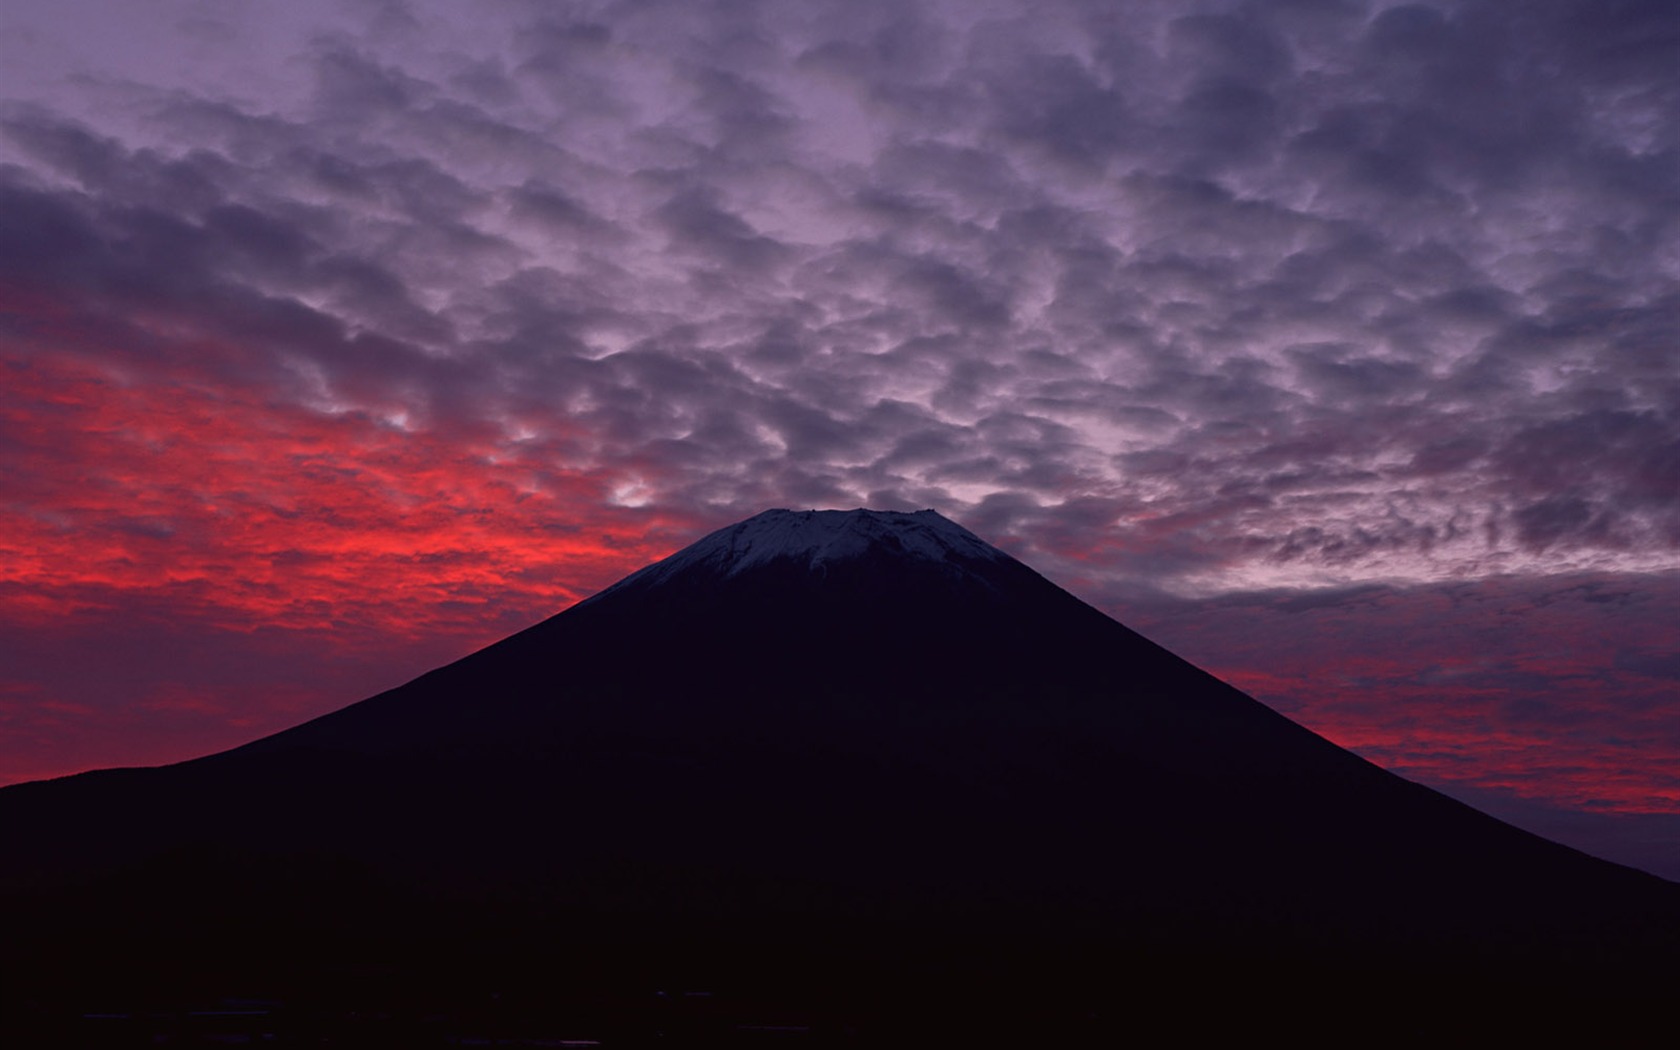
[4,325,1676,835]
[0,329,710,785]
[1207,652,1680,816]
[0,350,693,643]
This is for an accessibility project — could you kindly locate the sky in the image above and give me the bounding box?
[1,0,1676,880]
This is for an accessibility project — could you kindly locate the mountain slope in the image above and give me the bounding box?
[4,509,1676,1041]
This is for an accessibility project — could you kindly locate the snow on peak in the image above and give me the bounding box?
[692,508,1005,574]
[587,508,1009,601]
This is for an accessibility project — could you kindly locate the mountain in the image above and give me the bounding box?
[4,508,1677,1044]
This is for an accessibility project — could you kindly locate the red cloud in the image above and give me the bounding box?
[1144,582,1680,817]
[1,320,705,783]
[0,349,689,641]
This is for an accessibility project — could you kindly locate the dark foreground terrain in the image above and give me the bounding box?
[6,511,1677,1045]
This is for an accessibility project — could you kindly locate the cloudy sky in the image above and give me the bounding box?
[2,0,1676,878]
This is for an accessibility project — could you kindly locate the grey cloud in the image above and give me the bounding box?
[688,66,798,156]
[202,203,319,277]
[796,10,951,85]
[1174,77,1280,170]
[654,187,791,272]
[4,0,1678,592]
[1489,407,1680,548]
[1366,5,1452,59]
[1512,496,1598,551]
[1286,343,1426,401]
[975,44,1131,169]
[1408,436,1489,476]
[0,128,487,424]
[895,255,1012,329]
[507,179,614,237]
[1616,648,1680,683]
[1166,12,1293,85]
[2,110,131,188]
[0,176,106,286]
[3,109,233,215]
[871,139,1026,217]
[310,42,431,120]
[1543,0,1680,84]
[876,417,973,473]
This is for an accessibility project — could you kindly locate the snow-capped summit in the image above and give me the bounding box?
[589,508,1009,600]
[681,508,1005,572]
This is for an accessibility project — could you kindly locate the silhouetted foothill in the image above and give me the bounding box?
[4,509,1677,1043]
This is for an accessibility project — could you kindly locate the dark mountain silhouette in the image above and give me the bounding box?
[4,509,1677,1044]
